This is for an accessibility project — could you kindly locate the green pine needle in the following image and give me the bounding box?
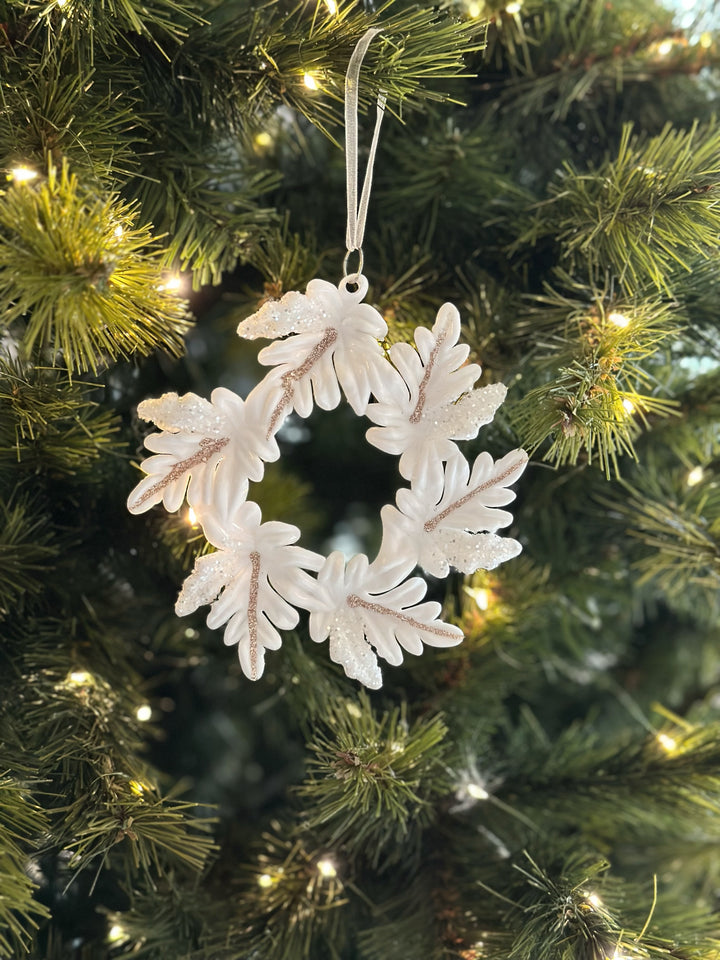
[297,693,449,868]
[520,121,720,293]
[0,160,192,372]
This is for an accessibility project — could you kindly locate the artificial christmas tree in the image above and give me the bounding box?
[2,1,720,958]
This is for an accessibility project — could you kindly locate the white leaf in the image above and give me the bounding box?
[292,552,463,689]
[365,302,507,484]
[176,500,323,680]
[127,386,279,515]
[376,448,528,577]
[237,277,388,424]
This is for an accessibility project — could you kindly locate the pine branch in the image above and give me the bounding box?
[481,0,714,122]
[518,122,720,293]
[172,2,486,141]
[126,130,278,287]
[620,476,720,594]
[0,48,143,182]
[15,0,204,67]
[297,692,449,869]
[238,825,350,960]
[0,494,58,617]
[509,276,679,475]
[0,778,51,959]
[0,360,121,481]
[377,110,523,249]
[0,161,192,372]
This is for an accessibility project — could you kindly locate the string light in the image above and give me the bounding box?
[128,779,147,796]
[467,782,489,800]
[464,585,492,611]
[475,588,490,611]
[316,857,337,878]
[466,1,483,15]
[136,704,152,722]
[67,670,92,686]
[303,73,319,90]
[700,32,713,49]
[107,924,127,943]
[657,732,677,752]
[686,466,704,487]
[657,39,674,56]
[258,873,273,888]
[324,0,337,13]
[9,167,38,183]
[255,131,273,149]
[608,311,630,328]
[586,892,603,909]
[505,0,523,13]
[158,274,184,294]
[622,398,635,414]
[187,506,199,527]
[113,224,124,238]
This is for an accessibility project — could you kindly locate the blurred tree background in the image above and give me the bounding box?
[2,0,720,957]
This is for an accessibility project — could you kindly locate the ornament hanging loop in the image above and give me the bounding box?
[344,28,387,280]
[342,247,364,280]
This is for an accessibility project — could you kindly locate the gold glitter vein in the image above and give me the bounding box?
[135,436,230,507]
[347,594,459,639]
[409,326,448,424]
[266,328,339,438]
[424,453,528,532]
[248,551,261,680]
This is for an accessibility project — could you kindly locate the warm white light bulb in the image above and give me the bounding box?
[255,131,273,149]
[258,873,273,888]
[657,39,674,56]
[505,0,522,13]
[467,782,489,800]
[68,670,91,685]
[475,588,490,611]
[10,167,38,183]
[162,275,183,293]
[108,924,126,943]
[622,398,635,414]
[136,704,152,722]
[686,466,704,487]
[317,858,337,878]
[114,224,124,238]
[467,0,482,15]
[608,311,630,328]
[303,73,319,90]
[657,733,677,752]
[587,891,603,908]
[324,0,337,13]
[187,506,198,526]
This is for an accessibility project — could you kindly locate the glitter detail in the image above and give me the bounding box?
[347,594,459,640]
[409,326,447,424]
[135,436,230,507]
[248,551,261,680]
[424,453,529,532]
[266,327,339,437]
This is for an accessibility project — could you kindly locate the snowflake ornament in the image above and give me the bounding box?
[128,275,527,688]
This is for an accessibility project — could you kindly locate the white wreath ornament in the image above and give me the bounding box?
[128,274,528,689]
